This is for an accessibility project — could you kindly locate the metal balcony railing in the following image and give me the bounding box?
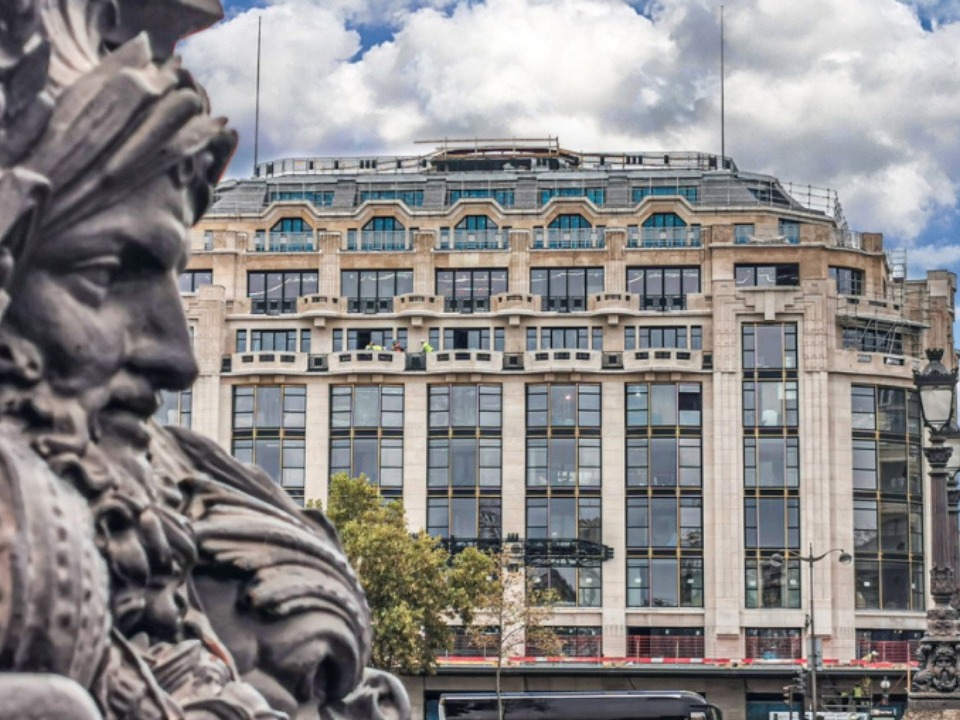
[533,228,606,249]
[627,635,705,659]
[857,640,921,664]
[628,227,702,248]
[346,230,411,251]
[744,636,802,660]
[439,229,507,250]
[252,232,316,252]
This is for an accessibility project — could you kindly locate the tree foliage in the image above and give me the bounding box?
[315,473,496,674]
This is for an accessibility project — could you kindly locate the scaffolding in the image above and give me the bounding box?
[835,248,927,358]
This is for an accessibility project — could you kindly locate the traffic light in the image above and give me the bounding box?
[794,670,806,695]
[783,686,793,704]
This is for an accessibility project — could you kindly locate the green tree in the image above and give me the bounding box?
[466,551,562,720]
[315,473,495,674]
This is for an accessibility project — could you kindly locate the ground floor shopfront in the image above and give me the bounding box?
[400,665,909,720]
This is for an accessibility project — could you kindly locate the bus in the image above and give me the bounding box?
[438,689,723,720]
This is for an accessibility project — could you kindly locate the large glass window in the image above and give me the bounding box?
[743,381,799,427]
[250,329,299,352]
[526,498,602,607]
[232,385,306,504]
[527,384,601,428]
[428,385,503,546]
[530,267,604,312]
[745,554,800,609]
[330,385,404,494]
[627,558,704,608]
[851,385,924,610]
[247,271,318,315]
[341,269,413,313]
[540,187,605,206]
[528,327,602,351]
[436,269,508,312]
[627,267,700,311]
[626,383,702,428]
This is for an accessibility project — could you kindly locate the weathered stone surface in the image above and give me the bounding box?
[0,2,407,718]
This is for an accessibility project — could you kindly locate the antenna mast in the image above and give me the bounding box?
[720,4,726,164]
[254,16,262,176]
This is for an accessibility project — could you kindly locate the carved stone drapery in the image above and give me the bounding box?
[0,2,408,719]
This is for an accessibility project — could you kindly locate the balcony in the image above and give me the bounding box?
[328,350,406,373]
[627,635,705,660]
[744,636,802,661]
[438,229,508,251]
[623,349,702,372]
[528,635,603,659]
[589,292,637,313]
[395,294,443,315]
[526,349,602,372]
[628,227,702,248]
[733,230,799,245]
[298,294,343,315]
[252,232,315,252]
[491,293,538,314]
[533,228,605,250]
[443,297,491,313]
[226,351,307,373]
[428,350,500,372]
[345,230,410,252]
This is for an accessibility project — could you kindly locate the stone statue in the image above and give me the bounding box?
[0,2,409,719]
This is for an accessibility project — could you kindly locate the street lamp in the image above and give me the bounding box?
[910,348,960,709]
[771,545,852,718]
[880,677,891,706]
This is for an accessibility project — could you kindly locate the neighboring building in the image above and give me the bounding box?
[175,139,955,720]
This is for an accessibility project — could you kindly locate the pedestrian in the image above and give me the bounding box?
[392,340,404,352]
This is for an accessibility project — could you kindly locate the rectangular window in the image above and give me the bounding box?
[330,437,403,490]
[247,271,318,315]
[155,388,192,428]
[179,269,212,294]
[742,381,799,427]
[735,264,800,287]
[526,497,602,607]
[331,385,403,430]
[627,267,700,311]
[526,437,601,488]
[429,385,502,429]
[429,438,502,489]
[626,558,703,608]
[742,323,798,370]
[231,385,306,504]
[625,437,701,488]
[745,555,800,608]
[427,497,502,540]
[530,267,604,312]
[441,328,491,350]
[734,223,755,244]
[526,384,601,428]
[251,329,298,352]
[436,269,508,312]
[743,437,800,487]
[625,383,702,428]
[745,628,801,659]
[744,497,800,548]
[341,269,413,313]
[830,266,864,295]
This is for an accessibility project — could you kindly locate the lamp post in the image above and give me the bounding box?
[772,546,852,718]
[909,348,960,711]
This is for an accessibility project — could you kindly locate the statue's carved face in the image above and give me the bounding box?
[2,172,197,440]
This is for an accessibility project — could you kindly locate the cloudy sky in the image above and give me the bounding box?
[182,0,960,285]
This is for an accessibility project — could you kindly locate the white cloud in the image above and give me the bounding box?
[183,0,960,245]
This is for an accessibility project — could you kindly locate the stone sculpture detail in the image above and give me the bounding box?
[0,2,409,718]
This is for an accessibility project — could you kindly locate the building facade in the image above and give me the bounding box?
[173,140,956,720]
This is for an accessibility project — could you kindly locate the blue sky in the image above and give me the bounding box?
[185,0,960,313]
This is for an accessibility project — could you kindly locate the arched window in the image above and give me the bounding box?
[271,217,310,233]
[363,217,405,232]
[642,212,686,228]
[549,214,592,229]
[456,215,498,230]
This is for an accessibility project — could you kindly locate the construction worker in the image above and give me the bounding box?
[421,339,434,353]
